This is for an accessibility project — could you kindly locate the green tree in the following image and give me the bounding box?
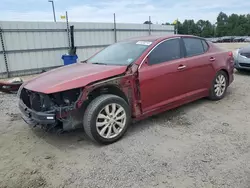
[227,13,239,35]
[181,20,199,35]
[162,12,250,37]
[162,22,171,25]
[216,12,229,36]
[143,21,152,24]
[196,20,213,37]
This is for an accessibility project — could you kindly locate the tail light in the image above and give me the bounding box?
[228,51,233,57]
[228,51,234,68]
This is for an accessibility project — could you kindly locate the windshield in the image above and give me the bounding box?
[87,41,152,66]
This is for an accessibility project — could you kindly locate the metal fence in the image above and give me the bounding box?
[0,21,174,78]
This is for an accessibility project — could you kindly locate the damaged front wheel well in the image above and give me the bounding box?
[87,85,129,105]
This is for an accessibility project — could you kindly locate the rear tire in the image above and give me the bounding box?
[209,71,228,101]
[83,94,131,144]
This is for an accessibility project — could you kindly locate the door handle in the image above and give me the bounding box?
[210,57,216,61]
[177,65,186,70]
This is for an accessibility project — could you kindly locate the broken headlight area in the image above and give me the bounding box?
[19,88,83,132]
[50,88,81,107]
[20,88,82,113]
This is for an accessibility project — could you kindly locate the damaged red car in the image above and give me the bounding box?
[18,35,234,144]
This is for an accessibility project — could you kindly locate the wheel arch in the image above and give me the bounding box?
[87,84,129,104]
[208,68,229,101]
[76,75,139,118]
[218,69,229,83]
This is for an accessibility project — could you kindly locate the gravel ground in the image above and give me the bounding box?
[1,43,250,188]
[1,71,250,188]
[217,42,249,50]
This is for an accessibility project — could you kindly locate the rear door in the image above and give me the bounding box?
[138,38,191,113]
[181,37,215,94]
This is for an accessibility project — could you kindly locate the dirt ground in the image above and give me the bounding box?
[217,42,249,51]
[1,43,250,188]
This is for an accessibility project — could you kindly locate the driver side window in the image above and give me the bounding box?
[149,38,181,65]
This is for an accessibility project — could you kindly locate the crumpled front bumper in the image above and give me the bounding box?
[19,100,56,126]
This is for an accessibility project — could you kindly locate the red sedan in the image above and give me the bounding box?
[18,35,234,144]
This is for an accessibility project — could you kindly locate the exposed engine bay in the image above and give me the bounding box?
[19,87,83,133]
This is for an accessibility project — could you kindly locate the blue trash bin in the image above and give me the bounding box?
[61,55,78,66]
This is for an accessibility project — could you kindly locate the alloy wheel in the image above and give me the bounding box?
[214,74,226,97]
[96,103,126,139]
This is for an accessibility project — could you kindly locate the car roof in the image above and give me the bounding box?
[125,34,198,42]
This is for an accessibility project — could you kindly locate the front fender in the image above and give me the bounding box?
[76,74,142,118]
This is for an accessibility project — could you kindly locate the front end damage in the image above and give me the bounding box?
[18,66,141,133]
[18,87,83,132]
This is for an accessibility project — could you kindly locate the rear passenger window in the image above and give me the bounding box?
[202,40,209,52]
[183,38,204,57]
[149,39,181,65]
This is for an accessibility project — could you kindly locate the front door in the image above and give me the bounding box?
[138,38,191,113]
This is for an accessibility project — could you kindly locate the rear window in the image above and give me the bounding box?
[183,38,204,57]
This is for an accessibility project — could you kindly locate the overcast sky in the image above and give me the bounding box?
[1,0,250,24]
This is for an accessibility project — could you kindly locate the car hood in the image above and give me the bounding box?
[23,63,127,94]
[239,45,250,54]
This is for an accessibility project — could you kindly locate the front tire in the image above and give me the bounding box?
[83,94,131,144]
[209,71,228,101]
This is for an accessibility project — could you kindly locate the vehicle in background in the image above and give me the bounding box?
[211,38,220,43]
[244,37,250,42]
[0,78,23,94]
[233,36,247,42]
[18,35,234,144]
[209,36,250,43]
[234,44,250,71]
[220,36,234,43]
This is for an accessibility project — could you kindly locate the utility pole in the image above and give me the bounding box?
[114,13,117,42]
[149,16,151,35]
[48,0,56,22]
[66,11,70,49]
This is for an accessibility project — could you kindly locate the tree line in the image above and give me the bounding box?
[144,12,250,38]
